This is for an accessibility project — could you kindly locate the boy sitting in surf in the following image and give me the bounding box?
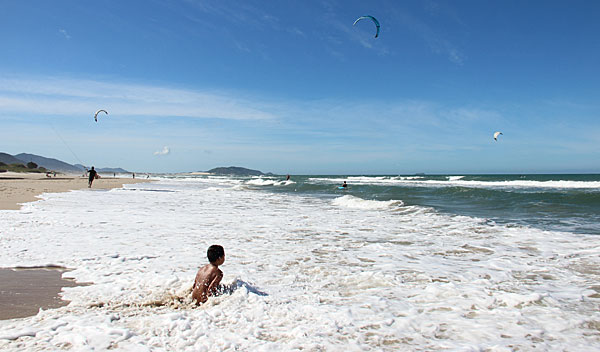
[192,245,225,305]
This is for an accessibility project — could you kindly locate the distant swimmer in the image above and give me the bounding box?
[88,166,98,188]
[192,245,226,305]
[341,181,348,188]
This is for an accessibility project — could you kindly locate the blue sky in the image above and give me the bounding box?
[1,0,598,174]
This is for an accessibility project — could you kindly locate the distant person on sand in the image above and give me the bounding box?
[192,245,225,305]
[88,166,98,188]
[133,173,135,179]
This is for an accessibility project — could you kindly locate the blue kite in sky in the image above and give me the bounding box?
[353,15,380,38]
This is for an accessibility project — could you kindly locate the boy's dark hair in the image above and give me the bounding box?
[207,245,225,264]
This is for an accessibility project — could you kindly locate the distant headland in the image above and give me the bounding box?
[0,152,129,174]
[1,152,271,176]
[206,166,272,176]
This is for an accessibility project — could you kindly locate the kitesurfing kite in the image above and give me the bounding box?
[353,15,380,38]
[494,131,503,141]
[94,109,108,122]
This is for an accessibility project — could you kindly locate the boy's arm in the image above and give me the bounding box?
[206,270,223,296]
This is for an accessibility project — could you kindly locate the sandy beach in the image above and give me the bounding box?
[0,172,149,321]
[0,172,148,210]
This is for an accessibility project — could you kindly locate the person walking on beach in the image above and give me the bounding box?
[88,166,98,188]
[192,245,225,305]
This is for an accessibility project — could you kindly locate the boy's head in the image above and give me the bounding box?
[207,245,225,264]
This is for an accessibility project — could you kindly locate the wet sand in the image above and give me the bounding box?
[0,172,148,210]
[0,267,89,320]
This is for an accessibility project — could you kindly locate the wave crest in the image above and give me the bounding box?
[332,195,403,210]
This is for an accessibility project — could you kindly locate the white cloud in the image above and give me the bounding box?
[59,29,71,40]
[288,27,305,37]
[0,76,277,120]
[154,146,170,156]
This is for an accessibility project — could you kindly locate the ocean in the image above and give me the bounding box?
[1,174,599,350]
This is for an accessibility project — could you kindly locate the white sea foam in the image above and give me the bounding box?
[309,176,600,189]
[1,177,599,351]
[245,178,295,186]
[431,179,600,189]
[332,195,403,210]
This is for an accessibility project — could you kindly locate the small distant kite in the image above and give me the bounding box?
[94,109,108,122]
[353,15,380,38]
[493,131,503,141]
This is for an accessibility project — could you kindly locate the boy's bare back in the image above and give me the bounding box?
[192,263,223,304]
[192,245,225,305]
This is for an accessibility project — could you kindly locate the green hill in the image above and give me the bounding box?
[15,153,82,173]
[0,152,24,165]
[207,166,264,176]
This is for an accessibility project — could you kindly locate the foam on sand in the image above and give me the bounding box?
[0,173,149,210]
[1,177,599,350]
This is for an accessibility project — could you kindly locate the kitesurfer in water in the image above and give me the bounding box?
[88,166,98,188]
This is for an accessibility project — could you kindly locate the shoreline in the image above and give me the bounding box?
[0,172,150,210]
[0,172,150,320]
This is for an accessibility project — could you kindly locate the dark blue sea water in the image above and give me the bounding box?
[247,174,600,235]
